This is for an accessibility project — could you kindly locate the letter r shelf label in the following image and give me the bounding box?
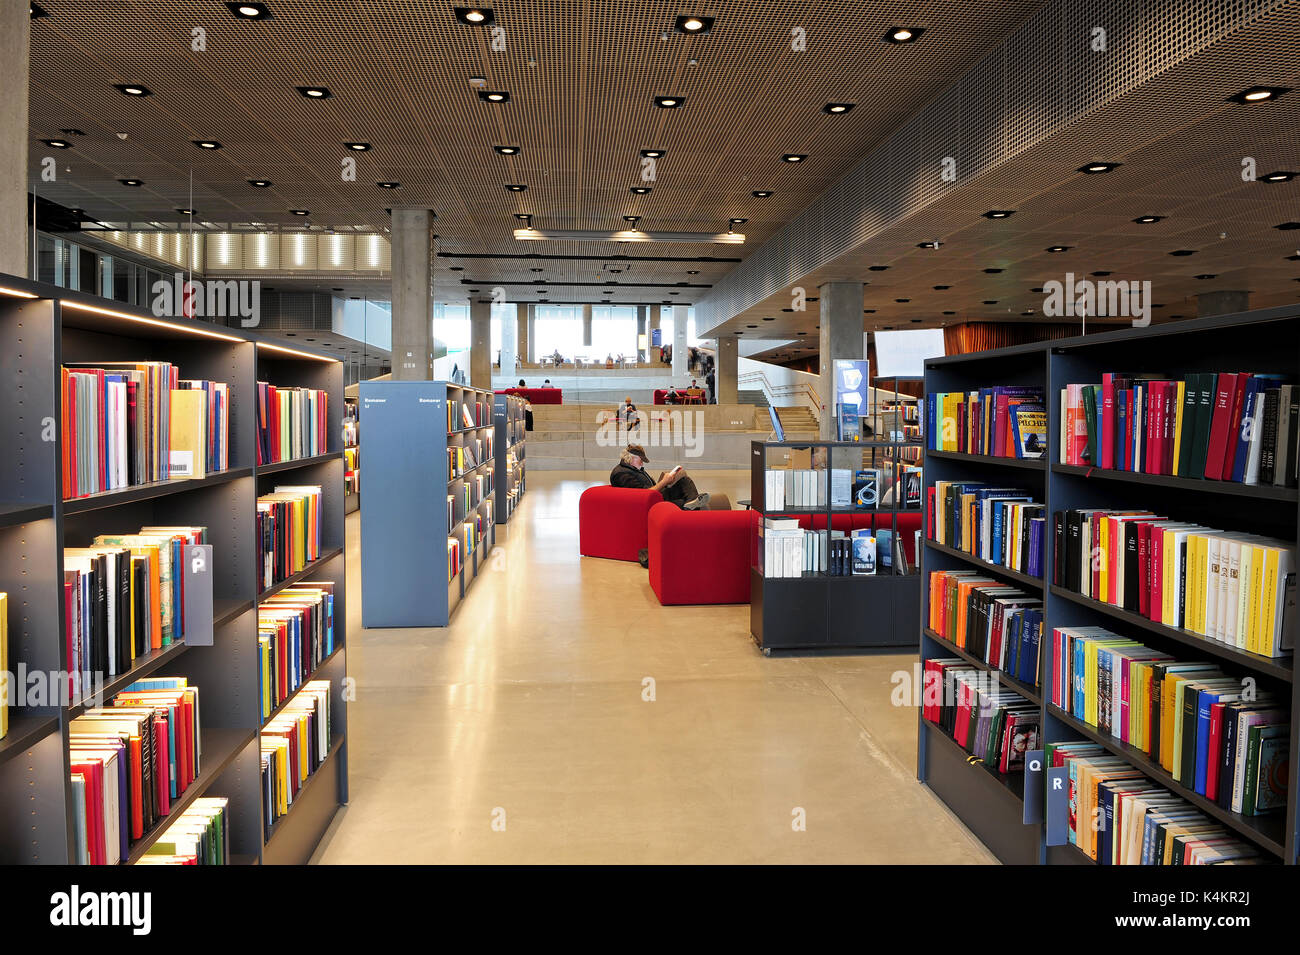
[1045,765,1069,846]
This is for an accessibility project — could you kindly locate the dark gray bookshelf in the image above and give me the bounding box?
[749,438,922,653]
[0,272,348,865]
[918,302,1300,865]
[494,393,527,524]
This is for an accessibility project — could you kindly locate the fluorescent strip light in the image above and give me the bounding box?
[59,300,245,342]
[257,340,340,362]
[513,228,745,244]
[0,286,40,299]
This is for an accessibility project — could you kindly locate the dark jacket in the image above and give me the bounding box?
[610,461,654,490]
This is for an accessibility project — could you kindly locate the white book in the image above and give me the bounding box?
[1205,536,1222,640]
[1244,399,1265,485]
[1223,539,1240,645]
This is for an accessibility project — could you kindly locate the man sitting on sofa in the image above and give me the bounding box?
[610,443,711,510]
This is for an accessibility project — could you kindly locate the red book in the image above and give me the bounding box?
[1149,524,1164,622]
[1124,388,1135,471]
[1217,373,1250,480]
[1203,372,1238,479]
[1091,517,1102,600]
[1206,701,1227,800]
[1101,374,1117,470]
[1137,522,1154,617]
[1146,383,1163,474]
[1162,383,1177,475]
[70,759,105,865]
[955,681,973,748]
[922,659,940,723]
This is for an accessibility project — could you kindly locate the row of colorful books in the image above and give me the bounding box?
[134,797,229,865]
[1060,374,1299,488]
[448,436,494,479]
[258,583,336,722]
[925,387,1047,459]
[64,526,207,695]
[927,480,1045,577]
[1049,625,1288,816]
[61,362,231,497]
[1051,742,1268,863]
[261,681,331,839]
[1052,509,1295,657]
[69,677,201,865]
[926,570,1042,687]
[256,486,323,591]
[447,397,491,433]
[922,659,1039,773]
[256,382,328,466]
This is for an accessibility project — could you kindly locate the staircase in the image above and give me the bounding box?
[774,406,819,436]
[738,388,769,409]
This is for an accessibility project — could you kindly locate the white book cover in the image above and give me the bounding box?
[1223,539,1240,645]
[1205,536,1221,640]
[1243,399,1264,485]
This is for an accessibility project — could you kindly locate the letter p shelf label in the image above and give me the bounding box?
[1045,766,1069,845]
[184,545,214,646]
[1022,749,1044,824]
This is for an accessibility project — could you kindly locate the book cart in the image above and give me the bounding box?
[0,272,348,864]
[918,303,1300,865]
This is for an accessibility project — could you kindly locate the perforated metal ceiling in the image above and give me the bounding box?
[26,0,1046,302]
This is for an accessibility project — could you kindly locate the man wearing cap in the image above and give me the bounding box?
[610,443,711,510]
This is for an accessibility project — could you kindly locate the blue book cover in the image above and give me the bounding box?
[1021,609,1042,685]
[1073,639,1088,715]
[1195,689,1235,795]
[1116,390,1128,470]
[1099,786,1115,864]
[1005,614,1021,675]
[1027,518,1044,578]
[926,393,937,449]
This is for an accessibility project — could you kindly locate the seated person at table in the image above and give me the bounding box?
[664,385,682,404]
[621,396,639,432]
[610,443,710,510]
[518,379,527,387]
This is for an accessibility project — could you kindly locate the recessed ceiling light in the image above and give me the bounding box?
[1133,215,1163,223]
[729,218,748,225]
[41,139,70,149]
[1030,286,1044,293]
[623,215,641,224]
[297,86,332,99]
[674,14,714,34]
[513,213,532,221]
[529,267,544,272]
[1261,170,1297,183]
[782,154,807,163]
[895,298,910,303]
[1078,162,1120,174]
[983,268,1003,273]
[763,317,775,321]
[982,300,998,305]
[1089,272,1111,277]
[344,142,371,151]
[248,179,272,187]
[114,84,151,97]
[1227,86,1290,104]
[933,285,950,290]
[479,90,510,103]
[1046,245,1071,253]
[654,96,684,108]
[450,266,465,271]
[917,241,940,249]
[1288,254,1300,262]
[686,270,699,275]
[868,265,889,271]
[290,209,310,216]
[735,331,743,335]
[1195,274,1217,280]
[630,186,652,195]
[454,6,495,25]
[30,3,48,17]
[982,210,1014,219]
[752,190,773,198]
[1275,221,1300,230]
[884,26,924,43]
[226,2,271,20]
[911,319,923,323]
[639,149,666,159]
[377,181,401,189]
[176,208,196,215]
[822,103,856,114]
[59,128,86,136]
[505,183,527,192]
[1169,249,1196,256]
[493,145,520,156]
[863,309,875,313]
[943,311,956,316]
[192,140,222,149]
[781,308,793,313]
[118,178,143,187]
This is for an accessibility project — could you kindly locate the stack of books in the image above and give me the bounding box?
[925,386,1046,458]
[135,797,230,865]
[1052,509,1295,656]
[927,570,1042,686]
[261,680,331,839]
[1060,373,1297,486]
[256,486,323,590]
[922,658,1039,772]
[927,481,1045,577]
[257,583,336,721]
[256,382,328,465]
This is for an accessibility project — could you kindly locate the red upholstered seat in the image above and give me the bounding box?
[648,502,752,605]
[579,486,662,561]
[496,387,563,404]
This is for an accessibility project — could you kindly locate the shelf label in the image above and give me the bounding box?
[1044,765,1069,845]
[1022,748,1044,824]
[184,544,214,646]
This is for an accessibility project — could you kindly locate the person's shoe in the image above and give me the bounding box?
[683,492,711,510]
[637,548,650,568]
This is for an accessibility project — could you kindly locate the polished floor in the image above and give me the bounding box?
[314,470,995,864]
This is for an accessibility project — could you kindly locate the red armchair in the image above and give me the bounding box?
[579,486,662,562]
[648,502,752,605]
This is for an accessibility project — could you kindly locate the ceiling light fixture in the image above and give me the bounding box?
[290,209,310,216]
[729,218,748,226]
[884,27,924,43]
[1275,222,1300,230]
[1078,161,1120,174]
[933,285,950,290]
[377,181,401,189]
[1261,170,1297,183]
[505,183,527,192]
[493,145,520,155]
[30,3,48,17]
[41,139,71,149]
[1195,274,1217,280]
[513,213,532,221]
[114,84,151,97]
[674,14,714,34]
[344,142,371,151]
[1169,249,1196,256]
[982,210,1014,219]
[639,149,666,159]
[514,228,743,244]
[752,190,773,198]
[1133,215,1163,223]
[118,178,143,187]
[454,6,495,25]
[1046,245,1071,253]
[297,86,332,99]
[176,208,196,215]
[654,96,684,108]
[227,2,272,19]
[782,154,807,163]
[248,179,272,187]
[983,268,1003,273]
[193,140,222,149]
[823,103,856,114]
[1227,86,1290,104]
[478,90,510,103]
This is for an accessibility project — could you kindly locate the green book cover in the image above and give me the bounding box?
[1243,724,1288,815]
[1083,386,1098,465]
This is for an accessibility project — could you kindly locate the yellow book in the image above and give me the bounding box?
[1188,534,1206,634]
[1235,544,1254,651]
[1160,673,1187,771]
[168,388,208,480]
[1131,662,1147,750]
[1171,381,1185,476]
[1098,518,1110,602]
[1261,546,1281,656]
[1247,544,1265,653]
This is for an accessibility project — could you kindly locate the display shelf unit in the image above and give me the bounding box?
[749,438,922,653]
[343,396,359,515]
[0,273,348,865]
[917,304,1300,865]
[359,380,496,627]
[494,392,527,524]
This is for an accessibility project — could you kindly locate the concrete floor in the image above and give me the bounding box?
[314,469,995,864]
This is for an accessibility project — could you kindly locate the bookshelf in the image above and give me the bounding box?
[917,305,1300,865]
[0,272,348,865]
[344,397,359,514]
[749,438,922,653]
[494,393,527,524]
[359,380,496,627]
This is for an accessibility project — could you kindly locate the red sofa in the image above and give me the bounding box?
[794,511,922,565]
[579,486,662,562]
[648,502,752,605]
[653,388,706,405]
[497,387,563,404]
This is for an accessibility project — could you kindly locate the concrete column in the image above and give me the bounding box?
[582,303,593,349]
[1197,290,1249,318]
[0,4,29,276]
[526,304,536,363]
[517,302,530,368]
[636,305,648,361]
[716,334,738,404]
[650,305,664,360]
[500,303,517,380]
[818,281,864,438]
[389,207,435,380]
[469,297,491,389]
[672,305,688,377]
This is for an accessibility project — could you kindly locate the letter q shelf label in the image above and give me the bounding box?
[1045,765,1069,846]
[184,544,214,646]
[1022,749,1044,824]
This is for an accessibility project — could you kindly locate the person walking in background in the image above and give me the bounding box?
[707,370,716,404]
